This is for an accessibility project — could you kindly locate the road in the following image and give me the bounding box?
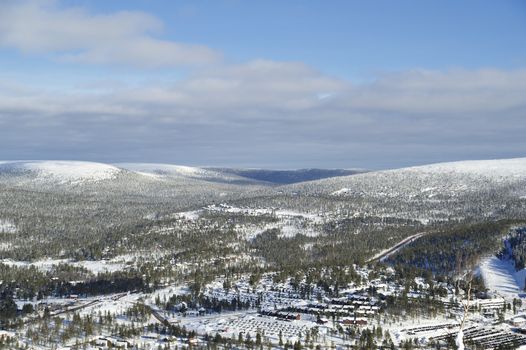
[367,231,427,263]
[22,292,130,325]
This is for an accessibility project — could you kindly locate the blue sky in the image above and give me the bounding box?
[0,0,525,168]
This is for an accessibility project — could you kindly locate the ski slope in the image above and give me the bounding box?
[478,256,526,299]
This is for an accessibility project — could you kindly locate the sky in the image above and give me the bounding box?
[0,0,525,169]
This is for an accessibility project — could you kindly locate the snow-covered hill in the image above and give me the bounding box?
[285,157,526,199]
[403,157,526,179]
[116,163,259,184]
[0,160,277,215]
[117,163,361,185]
[0,160,122,185]
[0,160,266,188]
[3,158,525,203]
[0,161,364,190]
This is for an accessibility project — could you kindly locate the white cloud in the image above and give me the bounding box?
[0,0,220,67]
[345,68,526,113]
[0,63,525,123]
[0,63,525,167]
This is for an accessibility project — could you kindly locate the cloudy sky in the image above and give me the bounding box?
[1,0,525,169]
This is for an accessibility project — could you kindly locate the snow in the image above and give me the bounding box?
[0,258,125,274]
[73,260,126,274]
[456,329,465,350]
[205,204,325,239]
[146,285,190,305]
[0,243,12,250]
[117,163,206,177]
[205,204,324,223]
[331,187,350,195]
[172,210,202,221]
[404,157,526,178]
[0,160,121,184]
[0,219,16,233]
[303,157,526,200]
[116,163,248,183]
[0,258,68,271]
[478,255,526,299]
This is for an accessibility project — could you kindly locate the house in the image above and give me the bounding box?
[96,336,131,349]
[141,332,158,340]
[188,337,201,346]
[512,316,526,327]
[341,318,368,326]
[317,317,329,325]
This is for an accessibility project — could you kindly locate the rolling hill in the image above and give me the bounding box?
[284,157,526,200]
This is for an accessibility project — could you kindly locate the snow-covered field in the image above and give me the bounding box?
[205,204,325,239]
[205,204,323,221]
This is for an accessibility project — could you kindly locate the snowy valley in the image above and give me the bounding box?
[0,158,525,349]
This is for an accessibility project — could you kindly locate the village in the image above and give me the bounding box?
[3,261,526,349]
